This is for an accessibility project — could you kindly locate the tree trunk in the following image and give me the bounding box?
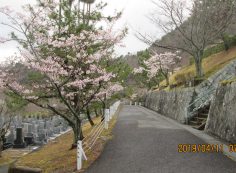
[152,77,160,89]
[194,51,204,77]
[72,126,79,149]
[221,33,230,51]
[161,71,169,86]
[99,109,103,121]
[79,121,84,140]
[71,118,84,149]
[94,108,99,117]
[165,75,169,86]
[101,100,106,122]
[86,106,94,126]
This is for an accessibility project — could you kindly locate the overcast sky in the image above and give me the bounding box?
[0,0,163,61]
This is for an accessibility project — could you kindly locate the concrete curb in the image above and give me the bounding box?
[139,106,236,162]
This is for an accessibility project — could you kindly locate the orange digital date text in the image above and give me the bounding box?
[178,144,223,153]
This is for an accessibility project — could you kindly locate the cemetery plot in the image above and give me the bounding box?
[3,115,70,149]
[14,117,109,173]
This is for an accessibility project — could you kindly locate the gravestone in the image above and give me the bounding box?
[24,136,34,146]
[53,126,60,134]
[28,124,33,134]
[32,124,39,135]
[13,128,26,148]
[59,125,64,133]
[52,116,61,127]
[23,123,35,145]
[45,121,52,130]
[38,121,45,133]
[6,126,15,144]
[45,121,53,137]
[36,129,48,144]
[61,121,68,131]
[23,123,29,134]
[15,116,23,127]
[37,133,46,142]
[47,129,54,137]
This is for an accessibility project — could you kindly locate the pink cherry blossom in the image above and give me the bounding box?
[134,51,182,79]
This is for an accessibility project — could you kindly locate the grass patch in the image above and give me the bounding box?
[221,77,236,86]
[0,156,12,165]
[160,46,236,87]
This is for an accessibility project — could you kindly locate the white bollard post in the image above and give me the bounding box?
[105,109,109,129]
[77,141,82,170]
[110,106,114,120]
[77,140,87,171]
[135,102,137,106]
[109,107,112,120]
[130,101,132,106]
[108,109,111,121]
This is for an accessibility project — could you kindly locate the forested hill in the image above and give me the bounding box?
[124,14,236,70]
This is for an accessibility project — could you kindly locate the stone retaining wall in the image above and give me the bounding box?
[145,83,236,142]
[205,82,236,143]
[144,59,236,142]
[144,88,194,123]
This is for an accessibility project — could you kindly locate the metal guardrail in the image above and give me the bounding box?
[77,101,121,171]
[82,120,105,152]
[186,74,234,124]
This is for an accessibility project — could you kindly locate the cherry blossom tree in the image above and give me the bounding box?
[94,83,123,120]
[83,83,123,126]
[134,52,181,86]
[0,0,126,146]
[85,57,129,124]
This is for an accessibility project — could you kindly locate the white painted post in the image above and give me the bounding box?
[109,108,112,120]
[108,109,111,121]
[77,140,87,171]
[77,140,82,170]
[110,106,113,120]
[105,109,109,129]
[135,102,137,106]
[130,101,132,105]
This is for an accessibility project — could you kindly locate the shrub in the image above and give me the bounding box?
[174,71,195,86]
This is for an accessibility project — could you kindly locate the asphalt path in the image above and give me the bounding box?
[86,105,236,173]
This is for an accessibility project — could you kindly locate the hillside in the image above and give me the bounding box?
[160,46,236,87]
[149,13,236,67]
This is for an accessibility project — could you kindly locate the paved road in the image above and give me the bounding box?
[86,105,236,173]
[0,164,9,173]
